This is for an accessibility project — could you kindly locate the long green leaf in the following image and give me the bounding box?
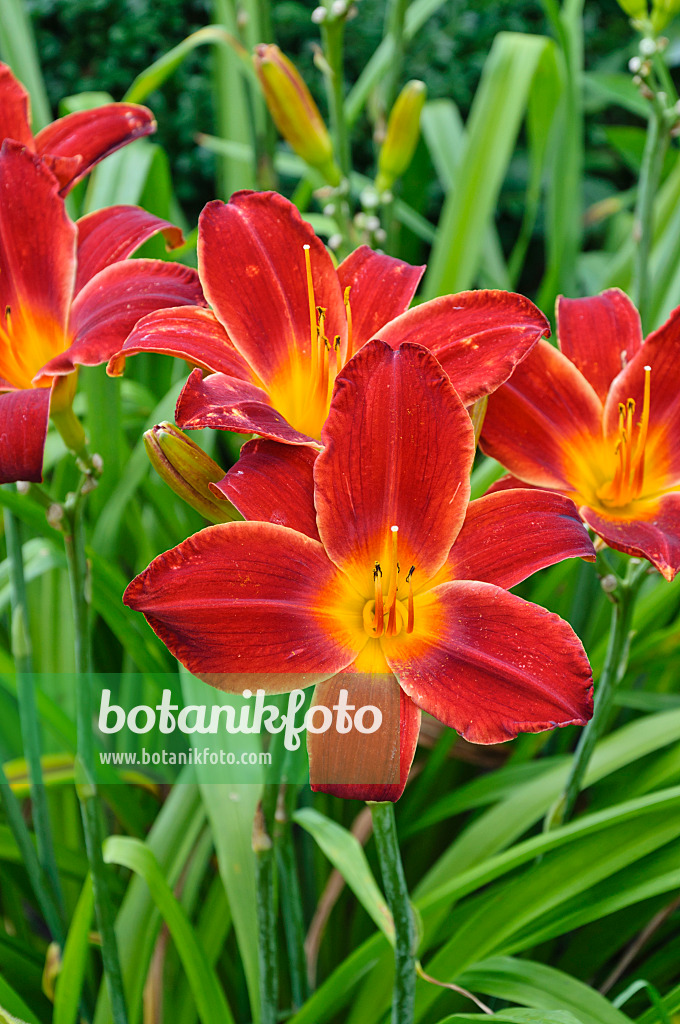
[53,874,95,1024]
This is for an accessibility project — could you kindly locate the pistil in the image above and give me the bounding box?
[598,365,652,507]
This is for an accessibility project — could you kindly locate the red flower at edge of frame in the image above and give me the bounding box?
[482,289,680,581]
[124,340,595,802]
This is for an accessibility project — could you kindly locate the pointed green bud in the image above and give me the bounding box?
[376,80,427,194]
[253,43,342,185]
[144,423,240,524]
[616,0,648,17]
[652,0,680,29]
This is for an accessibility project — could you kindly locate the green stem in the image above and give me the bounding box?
[383,0,409,110]
[3,494,64,921]
[253,790,278,1024]
[370,801,416,1024]
[632,98,668,333]
[549,559,648,828]
[321,17,351,181]
[274,785,309,1008]
[63,496,128,1024]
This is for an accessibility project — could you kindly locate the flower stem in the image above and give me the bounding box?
[548,558,648,829]
[253,788,279,1024]
[632,97,668,333]
[382,0,409,110]
[370,801,416,1024]
[3,493,64,922]
[63,493,128,1024]
[321,15,351,181]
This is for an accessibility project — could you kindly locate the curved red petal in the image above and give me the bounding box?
[603,304,680,485]
[308,672,420,802]
[581,495,680,581]
[0,142,75,388]
[198,191,346,386]
[386,581,593,744]
[557,289,642,402]
[215,438,320,540]
[315,340,474,583]
[444,489,595,589]
[75,205,184,294]
[176,369,315,444]
[37,260,204,379]
[107,306,252,380]
[34,103,155,193]
[124,521,358,687]
[0,63,34,147]
[0,386,51,484]
[337,245,424,353]
[376,290,550,405]
[481,340,603,491]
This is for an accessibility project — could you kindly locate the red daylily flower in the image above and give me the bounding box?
[124,341,594,801]
[1,61,155,194]
[481,289,680,581]
[0,141,205,484]
[109,190,550,444]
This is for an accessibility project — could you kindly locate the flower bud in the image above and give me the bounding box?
[616,0,648,16]
[376,81,427,194]
[144,423,239,524]
[253,44,341,185]
[652,0,680,30]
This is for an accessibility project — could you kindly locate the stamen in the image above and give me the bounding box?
[373,563,383,636]
[406,566,415,634]
[632,365,652,496]
[386,527,400,637]
[303,245,317,380]
[344,286,353,361]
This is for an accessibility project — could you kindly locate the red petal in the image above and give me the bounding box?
[34,103,155,194]
[308,672,420,802]
[337,245,424,353]
[215,438,320,540]
[486,473,543,494]
[176,369,315,444]
[557,289,642,402]
[198,191,346,386]
[444,489,595,589]
[481,340,603,491]
[107,307,252,381]
[315,340,474,582]
[387,581,593,744]
[36,260,204,379]
[75,206,184,294]
[603,304,680,483]
[376,290,550,405]
[0,63,33,147]
[0,386,51,484]
[581,495,680,581]
[0,142,76,388]
[123,521,357,686]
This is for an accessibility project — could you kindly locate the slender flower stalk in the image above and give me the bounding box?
[632,95,668,332]
[3,494,63,920]
[548,557,649,827]
[382,0,411,111]
[63,491,128,1024]
[253,788,279,1024]
[370,801,416,1024]
[321,13,351,181]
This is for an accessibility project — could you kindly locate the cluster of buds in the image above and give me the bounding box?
[617,0,680,30]
[253,44,342,186]
[375,80,427,196]
[144,423,239,524]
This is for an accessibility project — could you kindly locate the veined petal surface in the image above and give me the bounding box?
[123,521,359,688]
[337,246,424,353]
[386,580,593,744]
[557,289,642,402]
[0,387,51,483]
[0,63,33,147]
[582,495,680,582]
[315,340,474,583]
[75,206,184,294]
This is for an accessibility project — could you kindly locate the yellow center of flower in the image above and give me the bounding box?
[0,304,67,390]
[361,526,415,638]
[596,365,651,508]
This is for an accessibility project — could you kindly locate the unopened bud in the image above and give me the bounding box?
[616,0,648,16]
[376,80,427,194]
[253,44,341,185]
[144,423,239,524]
[652,0,680,28]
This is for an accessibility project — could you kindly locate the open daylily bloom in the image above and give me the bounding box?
[1,61,155,194]
[125,341,594,801]
[0,141,204,483]
[109,190,550,444]
[481,289,680,581]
